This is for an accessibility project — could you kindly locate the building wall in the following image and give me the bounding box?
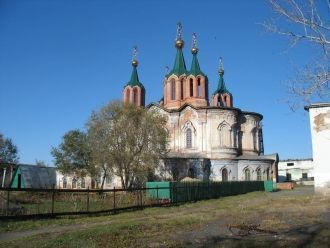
[306,104,330,195]
[150,105,262,160]
[55,171,122,189]
[278,159,314,183]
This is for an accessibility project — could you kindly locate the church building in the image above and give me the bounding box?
[122,24,278,182]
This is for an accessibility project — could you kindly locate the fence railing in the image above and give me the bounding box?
[0,181,265,219]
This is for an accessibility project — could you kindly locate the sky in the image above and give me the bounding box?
[0,0,319,165]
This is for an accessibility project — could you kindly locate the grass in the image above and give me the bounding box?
[1,188,330,247]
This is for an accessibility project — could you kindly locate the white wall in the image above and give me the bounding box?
[306,103,330,195]
[278,159,314,182]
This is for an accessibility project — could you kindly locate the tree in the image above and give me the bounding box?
[51,130,92,177]
[35,159,48,167]
[87,102,120,189]
[263,0,330,110]
[0,132,19,164]
[86,101,168,189]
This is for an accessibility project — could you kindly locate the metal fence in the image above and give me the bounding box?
[0,181,265,219]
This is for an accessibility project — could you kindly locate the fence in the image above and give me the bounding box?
[0,181,265,219]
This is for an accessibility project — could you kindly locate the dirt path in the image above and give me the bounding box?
[0,220,116,242]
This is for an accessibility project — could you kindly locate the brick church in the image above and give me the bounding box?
[122,24,278,182]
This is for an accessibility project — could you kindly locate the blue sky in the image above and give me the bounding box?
[0,0,316,165]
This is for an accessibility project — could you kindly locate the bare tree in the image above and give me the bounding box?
[263,0,330,110]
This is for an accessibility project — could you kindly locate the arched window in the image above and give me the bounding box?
[81,177,85,188]
[252,128,258,151]
[222,168,228,182]
[223,95,227,107]
[62,177,67,189]
[180,79,184,99]
[171,79,176,100]
[197,78,201,97]
[186,128,192,148]
[125,88,130,102]
[133,88,138,105]
[190,78,193,97]
[256,168,262,181]
[72,177,77,189]
[172,167,179,181]
[245,168,251,181]
[232,126,238,148]
[188,168,195,178]
[219,123,231,147]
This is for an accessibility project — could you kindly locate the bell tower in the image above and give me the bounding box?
[212,58,233,107]
[122,47,145,107]
[163,24,208,109]
[185,33,209,107]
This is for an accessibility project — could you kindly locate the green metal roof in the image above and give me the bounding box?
[125,66,144,89]
[167,48,187,77]
[188,53,205,76]
[213,71,231,95]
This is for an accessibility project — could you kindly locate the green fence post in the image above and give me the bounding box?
[113,187,116,213]
[6,189,9,216]
[156,185,159,205]
[51,184,55,215]
[86,186,90,212]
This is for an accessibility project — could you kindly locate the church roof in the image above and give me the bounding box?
[125,64,145,89]
[213,69,231,96]
[188,52,205,76]
[168,47,187,76]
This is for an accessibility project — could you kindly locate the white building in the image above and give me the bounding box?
[278,159,314,185]
[305,103,330,195]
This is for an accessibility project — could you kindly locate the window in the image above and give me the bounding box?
[180,79,184,99]
[133,88,138,105]
[81,178,85,188]
[302,173,308,180]
[219,123,231,147]
[197,78,201,97]
[172,167,179,181]
[245,169,251,181]
[256,168,262,181]
[190,78,193,96]
[286,173,291,181]
[252,128,258,151]
[188,168,195,178]
[287,163,294,166]
[62,177,67,189]
[223,96,227,107]
[222,168,228,182]
[106,175,111,184]
[186,128,192,148]
[72,177,77,189]
[171,79,176,100]
[125,88,130,102]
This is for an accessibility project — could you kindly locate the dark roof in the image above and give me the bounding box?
[125,65,144,89]
[15,164,56,189]
[188,53,205,76]
[213,70,231,96]
[304,102,330,111]
[167,48,187,77]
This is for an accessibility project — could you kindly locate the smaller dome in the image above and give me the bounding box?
[132,59,138,67]
[191,47,198,54]
[175,39,184,49]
